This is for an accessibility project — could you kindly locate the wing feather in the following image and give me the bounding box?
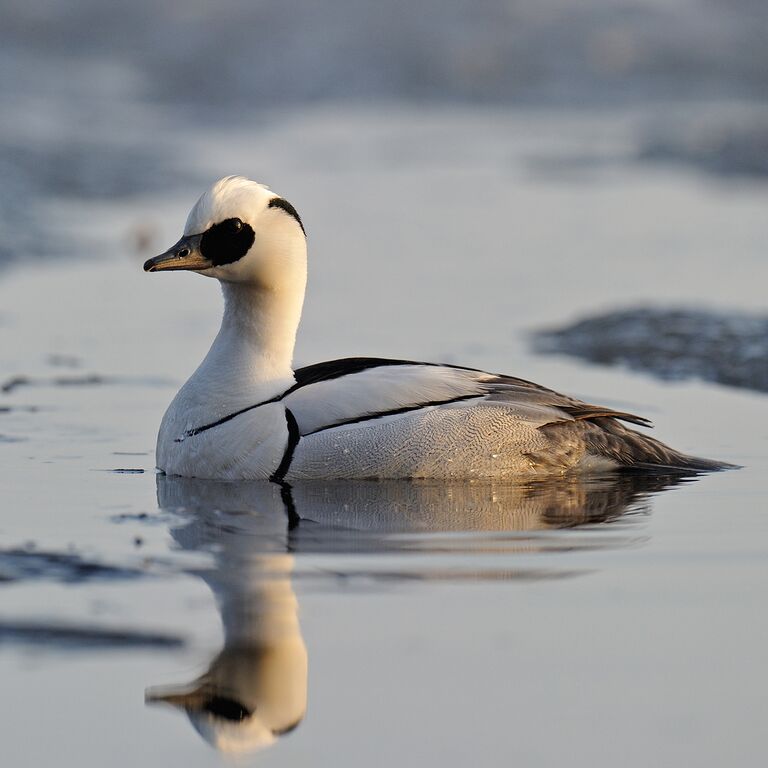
[286,358,652,436]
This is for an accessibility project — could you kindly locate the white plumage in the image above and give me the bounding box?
[144,176,727,481]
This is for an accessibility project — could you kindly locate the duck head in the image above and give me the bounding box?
[144,176,307,289]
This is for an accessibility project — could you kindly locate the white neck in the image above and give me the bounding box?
[190,276,306,405]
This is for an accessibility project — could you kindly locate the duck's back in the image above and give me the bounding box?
[278,358,724,480]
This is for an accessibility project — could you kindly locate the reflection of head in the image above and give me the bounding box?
[146,592,308,753]
[146,478,307,754]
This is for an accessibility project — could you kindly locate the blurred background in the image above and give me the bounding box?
[2,0,767,264]
[3,0,767,386]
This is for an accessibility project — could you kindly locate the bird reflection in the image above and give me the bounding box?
[146,470,694,753]
[146,482,307,753]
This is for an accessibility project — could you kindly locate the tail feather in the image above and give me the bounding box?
[583,417,737,472]
[540,417,737,473]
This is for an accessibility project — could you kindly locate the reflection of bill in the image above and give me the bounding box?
[146,471,691,753]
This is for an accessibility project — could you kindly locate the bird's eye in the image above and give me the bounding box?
[200,217,255,266]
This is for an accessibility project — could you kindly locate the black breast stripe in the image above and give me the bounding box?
[270,409,301,483]
[174,393,284,442]
[303,394,482,436]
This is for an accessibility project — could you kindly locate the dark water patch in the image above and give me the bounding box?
[2,376,32,394]
[0,620,184,650]
[532,307,768,393]
[0,548,147,585]
[49,374,106,388]
[524,151,624,181]
[640,117,768,179]
[1,374,107,394]
[109,511,180,529]
[111,512,150,523]
[525,110,768,181]
[0,405,39,414]
[47,353,82,369]
[1,373,175,394]
[0,140,195,202]
[0,434,26,443]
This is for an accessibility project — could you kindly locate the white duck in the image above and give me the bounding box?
[144,176,726,481]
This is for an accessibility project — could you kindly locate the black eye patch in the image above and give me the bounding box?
[201,695,252,721]
[200,218,255,266]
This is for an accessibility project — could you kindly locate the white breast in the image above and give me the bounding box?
[158,399,289,480]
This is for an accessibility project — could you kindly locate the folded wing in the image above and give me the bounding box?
[285,357,651,437]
